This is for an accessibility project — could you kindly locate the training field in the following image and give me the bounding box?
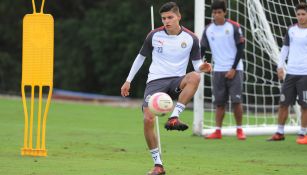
[0,97,306,175]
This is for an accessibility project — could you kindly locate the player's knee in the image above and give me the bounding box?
[216,104,225,109]
[232,102,241,107]
[144,117,155,127]
[143,108,155,125]
[188,72,200,85]
[231,100,242,105]
[279,104,289,111]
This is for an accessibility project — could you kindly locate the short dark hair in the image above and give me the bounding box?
[296,2,307,12]
[211,0,227,12]
[159,2,180,15]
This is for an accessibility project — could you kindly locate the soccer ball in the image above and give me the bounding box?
[148,92,173,115]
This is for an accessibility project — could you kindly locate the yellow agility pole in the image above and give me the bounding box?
[21,0,54,157]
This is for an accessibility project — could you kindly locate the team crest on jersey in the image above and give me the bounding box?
[181,42,187,48]
[225,30,230,35]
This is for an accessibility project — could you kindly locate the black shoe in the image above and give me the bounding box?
[164,117,188,131]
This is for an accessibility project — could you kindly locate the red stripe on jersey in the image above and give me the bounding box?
[182,27,198,37]
[227,19,241,27]
[146,26,165,38]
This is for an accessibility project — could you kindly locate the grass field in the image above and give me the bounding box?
[0,97,306,175]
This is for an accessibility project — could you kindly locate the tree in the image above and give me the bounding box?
[0,0,194,97]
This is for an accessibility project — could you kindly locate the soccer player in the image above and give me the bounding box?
[200,0,246,140]
[120,2,211,174]
[267,2,307,144]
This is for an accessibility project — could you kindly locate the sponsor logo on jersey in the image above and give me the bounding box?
[181,42,187,48]
[158,40,164,46]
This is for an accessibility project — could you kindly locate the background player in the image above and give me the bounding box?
[267,2,307,144]
[201,0,246,140]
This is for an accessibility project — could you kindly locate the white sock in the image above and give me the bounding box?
[215,127,221,130]
[150,148,162,165]
[277,125,285,134]
[298,127,307,136]
[170,102,185,118]
[237,126,242,129]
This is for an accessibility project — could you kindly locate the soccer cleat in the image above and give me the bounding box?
[205,130,222,139]
[297,134,305,139]
[147,164,166,175]
[164,117,189,131]
[267,132,285,141]
[296,135,307,144]
[236,128,246,140]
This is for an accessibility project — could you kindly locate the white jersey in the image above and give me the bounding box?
[282,24,307,75]
[139,26,201,83]
[201,19,244,71]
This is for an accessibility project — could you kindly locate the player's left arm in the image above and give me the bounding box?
[192,60,212,73]
[191,34,211,73]
[225,25,245,79]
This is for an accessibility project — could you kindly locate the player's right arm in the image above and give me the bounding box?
[120,30,154,97]
[121,54,146,97]
[277,46,289,80]
[277,28,290,80]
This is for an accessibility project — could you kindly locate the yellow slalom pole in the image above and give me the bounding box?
[36,85,43,150]
[41,86,53,152]
[32,0,36,13]
[29,85,35,150]
[32,0,46,13]
[21,0,54,156]
[40,0,45,13]
[21,86,29,155]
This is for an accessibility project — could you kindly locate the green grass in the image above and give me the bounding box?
[0,97,306,175]
[204,111,293,127]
